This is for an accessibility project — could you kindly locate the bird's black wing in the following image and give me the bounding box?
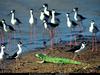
[55,12,61,16]
[94,25,99,33]
[72,20,78,26]
[66,45,81,53]
[0,21,3,28]
[78,14,86,20]
[7,25,15,31]
[16,18,22,24]
[9,52,17,59]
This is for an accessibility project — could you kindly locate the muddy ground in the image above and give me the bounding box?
[0,42,100,73]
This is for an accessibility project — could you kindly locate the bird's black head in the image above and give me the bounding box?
[1,43,5,46]
[66,13,70,17]
[1,43,6,49]
[81,41,87,45]
[73,7,78,11]
[11,9,15,13]
[90,20,95,23]
[43,3,48,7]
[18,40,22,45]
[30,9,33,11]
[1,19,5,23]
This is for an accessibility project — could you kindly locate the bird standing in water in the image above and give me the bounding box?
[89,20,99,51]
[29,9,37,43]
[9,10,22,33]
[66,13,78,47]
[73,7,86,32]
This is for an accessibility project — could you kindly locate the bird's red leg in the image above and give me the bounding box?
[70,29,72,47]
[50,29,54,50]
[74,34,77,46]
[92,33,95,52]
[30,26,33,43]
[1,31,4,42]
[94,34,97,51]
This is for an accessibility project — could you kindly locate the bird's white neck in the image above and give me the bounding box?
[30,12,33,18]
[91,22,94,27]
[17,44,22,54]
[66,15,70,21]
[40,12,45,21]
[0,46,5,55]
[11,13,15,20]
[44,7,48,12]
[74,11,78,21]
[44,22,48,29]
[80,43,85,50]
[44,7,49,16]
[51,12,55,23]
[2,22,8,32]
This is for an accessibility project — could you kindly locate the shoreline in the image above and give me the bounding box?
[0,42,100,73]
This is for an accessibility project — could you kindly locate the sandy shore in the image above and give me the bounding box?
[0,42,100,73]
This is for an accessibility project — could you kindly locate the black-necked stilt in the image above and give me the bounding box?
[66,41,87,59]
[29,9,37,43]
[51,9,60,25]
[7,41,22,59]
[66,13,78,47]
[42,3,52,17]
[0,43,6,60]
[43,19,59,49]
[1,19,15,45]
[0,21,4,42]
[40,3,61,17]
[73,7,86,32]
[40,10,49,21]
[29,9,37,26]
[9,10,22,33]
[1,19,15,32]
[89,20,99,51]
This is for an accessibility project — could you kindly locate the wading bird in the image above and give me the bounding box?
[66,13,78,47]
[89,20,99,51]
[72,7,86,32]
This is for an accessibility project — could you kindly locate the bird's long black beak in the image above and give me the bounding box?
[7,13,11,16]
[39,7,43,10]
[55,12,61,16]
[70,10,73,13]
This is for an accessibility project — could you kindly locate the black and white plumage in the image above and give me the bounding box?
[50,9,60,25]
[40,3,61,17]
[10,10,21,25]
[66,13,78,30]
[0,43,6,60]
[89,20,99,34]
[73,8,86,22]
[29,9,37,26]
[66,13,78,47]
[43,19,59,31]
[7,41,22,59]
[66,41,86,53]
[40,10,49,21]
[43,19,59,49]
[1,19,15,32]
[89,20,99,51]
[42,3,52,17]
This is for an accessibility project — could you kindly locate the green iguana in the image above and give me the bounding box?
[35,53,81,64]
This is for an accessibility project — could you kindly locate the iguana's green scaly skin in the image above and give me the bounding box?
[35,53,81,64]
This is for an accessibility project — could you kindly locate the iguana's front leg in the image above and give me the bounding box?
[36,60,44,63]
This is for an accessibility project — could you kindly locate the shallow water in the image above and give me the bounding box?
[0,0,100,55]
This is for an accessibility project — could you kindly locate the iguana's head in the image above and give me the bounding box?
[35,53,46,59]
